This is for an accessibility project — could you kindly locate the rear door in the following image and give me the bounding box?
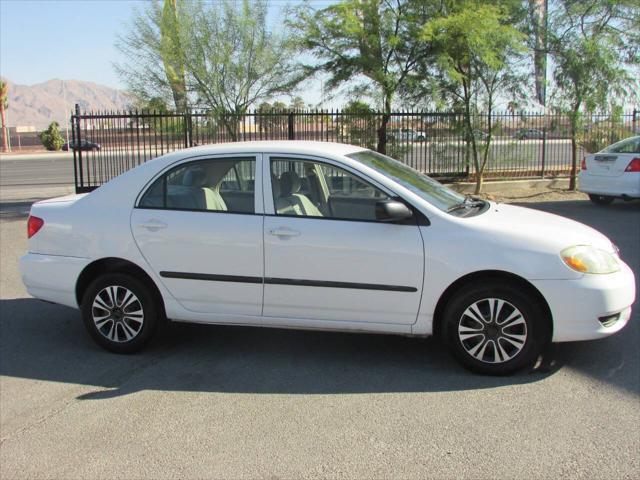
[263,155,424,326]
[131,154,264,316]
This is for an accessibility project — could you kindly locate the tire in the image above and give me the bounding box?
[81,273,160,353]
[442,281,550,375]
[588,194,615,205]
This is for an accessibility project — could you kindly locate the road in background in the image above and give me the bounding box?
[0,153,74,186]
[0,195,638,479]
[0,139,575,191]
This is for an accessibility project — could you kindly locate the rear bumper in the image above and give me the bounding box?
[531,261,636,342]
[19,253,90,309]
[578,172,640,198]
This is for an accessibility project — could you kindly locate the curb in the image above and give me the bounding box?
[448,177,570,195]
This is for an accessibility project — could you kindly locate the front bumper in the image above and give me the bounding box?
[578,172,640,198]
[19,253,90,309]
[531,260,636,342]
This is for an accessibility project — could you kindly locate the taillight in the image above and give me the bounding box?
[27,215,44,238]
[624,157,640,172]
[581,157,587,170]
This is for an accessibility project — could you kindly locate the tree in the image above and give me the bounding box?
[116,1,182,110]
[341,100,377,148]
[256,101,289,135]
[39,121,65,151]
[289,0,435,154]
[116,0,301,139]
[289,96,306,110]
[180,0,302,139]
[545,0,639,190]
[0,80,8,153]
[421,0,526,193]
[160,0,188,112]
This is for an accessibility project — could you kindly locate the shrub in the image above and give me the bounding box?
[39,121,65,151]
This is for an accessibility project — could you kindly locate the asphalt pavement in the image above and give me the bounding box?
[0,152,74,186]
[0,194,638,479]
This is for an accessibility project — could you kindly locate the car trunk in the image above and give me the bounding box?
[585,153,631,177]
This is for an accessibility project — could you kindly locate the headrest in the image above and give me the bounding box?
[271,174,281,199]
[183,167,206,187]
[279,171,301,197]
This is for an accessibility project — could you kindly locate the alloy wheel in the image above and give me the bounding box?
[457,298,527,364]
[92,285,144,343]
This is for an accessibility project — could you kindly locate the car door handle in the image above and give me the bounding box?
[269,227,301,237]
[138,219,168,231]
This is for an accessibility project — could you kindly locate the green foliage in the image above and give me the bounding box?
[289,96,306,110]
[420,0,526,192]
[340,100,377,149]
[1,80,8,152]
[135,96,170,113]
[256,101,289,133]
[116,0,301,139]
[39,122,65,151]
[580,124,634,154]
[0,80,7,110]
[289,0,434,153]
[546,0,639,188]
[160,0,187,111]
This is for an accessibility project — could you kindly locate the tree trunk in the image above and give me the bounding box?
[569,106,579,191]
[0,105,8,153]
[463,99,480,193]
[477,97,494,195]
[569,133,578,191]
[474,175,483,195]
[376,96,392,155]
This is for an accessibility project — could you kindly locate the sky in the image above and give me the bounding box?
[0,0,337,106]
[0,0,146,89]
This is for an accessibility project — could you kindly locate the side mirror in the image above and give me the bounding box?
[375,199,413,222]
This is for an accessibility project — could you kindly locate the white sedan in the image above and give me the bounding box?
[20,141,635,375]
[579,135,640,204]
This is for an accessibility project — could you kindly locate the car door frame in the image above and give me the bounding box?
[130,151,269,324]
[260,152,426,334]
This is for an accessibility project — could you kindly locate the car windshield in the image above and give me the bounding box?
[600,136,640,154]
[347,150,474,213]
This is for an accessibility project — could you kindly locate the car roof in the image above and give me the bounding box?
[174,140,368,158]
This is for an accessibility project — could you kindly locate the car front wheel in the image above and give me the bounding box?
[81,273,160,353]
[588,194,615,205]
[442,282,549,375]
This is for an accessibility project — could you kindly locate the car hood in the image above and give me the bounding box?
[475,203,615,252]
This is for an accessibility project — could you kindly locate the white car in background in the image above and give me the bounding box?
[20,141,635,375]
[579,136,640,205]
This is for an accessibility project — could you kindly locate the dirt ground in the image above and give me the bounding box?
[480,187,590,204]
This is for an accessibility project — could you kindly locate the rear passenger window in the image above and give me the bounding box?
[138,157,256,213]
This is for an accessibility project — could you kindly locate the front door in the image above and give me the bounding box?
[263,155,424,326]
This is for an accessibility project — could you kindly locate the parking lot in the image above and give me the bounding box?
[0,195,638,479]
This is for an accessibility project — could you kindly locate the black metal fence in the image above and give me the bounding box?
[71,104,639,193]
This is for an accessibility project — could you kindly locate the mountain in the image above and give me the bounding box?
[3,78,132,130]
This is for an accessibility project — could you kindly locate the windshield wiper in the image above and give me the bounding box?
[447,196,486,213]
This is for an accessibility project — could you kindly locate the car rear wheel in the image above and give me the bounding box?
[442,282,549,375]
[81,273,159,353]
[588,194,615,205]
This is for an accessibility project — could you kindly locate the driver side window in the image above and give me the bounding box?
[270,158,390,221]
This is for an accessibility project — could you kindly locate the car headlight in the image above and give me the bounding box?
[560,245,620,274]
